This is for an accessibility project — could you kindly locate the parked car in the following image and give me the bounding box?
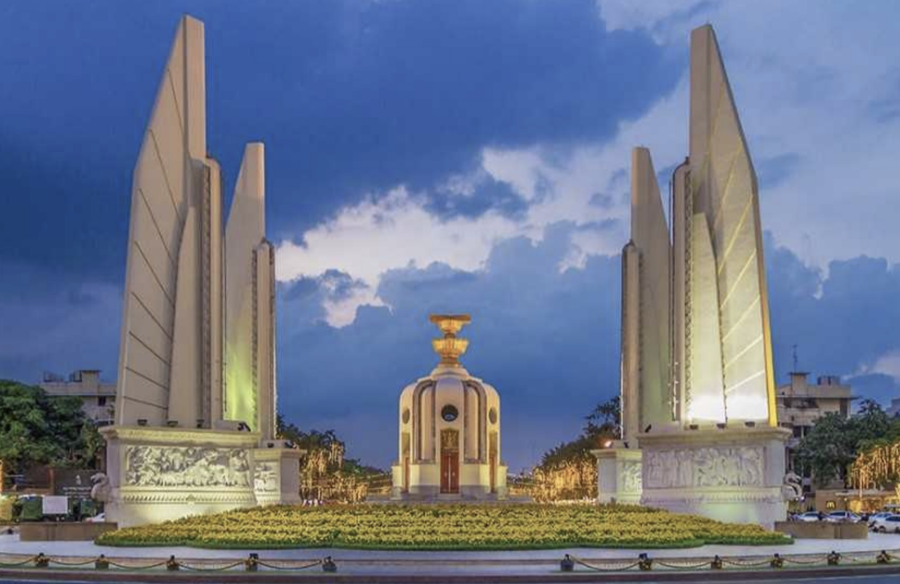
[825,511,862,523]
[797,511,822,522]
[870,514,900,533]
[868,512,893,527]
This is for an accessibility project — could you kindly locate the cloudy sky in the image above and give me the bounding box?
[1,0,898,471]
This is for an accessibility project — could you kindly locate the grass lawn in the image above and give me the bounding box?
[96,503,792,550]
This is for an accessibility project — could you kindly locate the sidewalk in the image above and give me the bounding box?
[0,531,898,562]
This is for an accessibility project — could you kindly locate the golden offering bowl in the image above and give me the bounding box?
[429,314,471,337]
[429,314,472,365]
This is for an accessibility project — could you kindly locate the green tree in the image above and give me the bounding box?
[0,379,99,475]
[583,396,621,440]
[532,396,621,501]
[796,399,894,487]
[276,414,388,501]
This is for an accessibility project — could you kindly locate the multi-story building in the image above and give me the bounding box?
[776,371,855,496]
[887,397,900,418]
[40,369,116,425]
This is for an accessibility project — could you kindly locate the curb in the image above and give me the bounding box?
[1,564,900,583]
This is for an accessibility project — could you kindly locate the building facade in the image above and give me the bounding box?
[40,370,116,425]
[776,372,855,496]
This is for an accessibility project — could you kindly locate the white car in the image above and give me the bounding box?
[868,512,893,527]
[870,514,900,533]
[825,511,862,523]
[797,511,822,522]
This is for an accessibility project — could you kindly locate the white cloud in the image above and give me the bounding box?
[867,350,900,383]
[596,0,709,43]
[278,2,900,326]
[274,81,692,326]
[601,0,900,269]
[276,186,524,326]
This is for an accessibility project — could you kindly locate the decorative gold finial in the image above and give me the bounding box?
[429,314,471,366]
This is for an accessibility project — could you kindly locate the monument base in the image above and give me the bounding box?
[591,445,642,505]
[101,426,304,528]
[638,426,790,529]
[253,445,303,506]
[390,460,508,501]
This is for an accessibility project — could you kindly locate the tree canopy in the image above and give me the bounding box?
[277,414,388,501]
[0,379,101,474]
[530,396,620,501]
[795,399,896,487]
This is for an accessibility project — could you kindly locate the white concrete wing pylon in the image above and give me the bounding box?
[224,143,275,440]
[116,16,220,428]
[686,25,775,426]
[621,148,671,442]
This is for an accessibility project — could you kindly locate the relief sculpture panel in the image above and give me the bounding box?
[622,461,642,494]
[645,446,763,489]
[254,462,279,493]
[124,445,251,488]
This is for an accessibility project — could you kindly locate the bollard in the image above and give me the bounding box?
[245,553,259,572]
[770,553,784,569]
[560,554,575,572]
[95,554,110,570]
[827,551,840,566]
[710,555,723,570]
[638,553,653,571]
[322,556,338,573]
[34,553,49,568]
[166,555,180,571]
[877,550,891,564]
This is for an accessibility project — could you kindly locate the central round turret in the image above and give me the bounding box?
[391,314,507,501]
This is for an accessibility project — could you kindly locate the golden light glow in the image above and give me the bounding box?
[850,440,900,491]
[430,314,471,365]
[688,394,726,424]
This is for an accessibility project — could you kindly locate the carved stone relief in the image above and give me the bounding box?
[621,461,642,494]
[644,446,763,489]
[124,445,251,488]
[254,461,279,493]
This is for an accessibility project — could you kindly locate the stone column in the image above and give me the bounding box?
[592,445,643,505]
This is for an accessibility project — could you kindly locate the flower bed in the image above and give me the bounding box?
[96,504,791,550]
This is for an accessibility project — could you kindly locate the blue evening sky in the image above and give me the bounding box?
[1,1,898,470]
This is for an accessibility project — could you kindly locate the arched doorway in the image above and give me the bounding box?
[440,429,459,494]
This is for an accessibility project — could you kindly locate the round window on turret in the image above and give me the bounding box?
[402,408,410,424]
[489,408,498,425]
[441,405,459,422]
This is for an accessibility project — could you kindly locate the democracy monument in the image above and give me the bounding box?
[99,15,301,527]
[96,14,792,532]
[595,25,790,528]
[391,315,507,500]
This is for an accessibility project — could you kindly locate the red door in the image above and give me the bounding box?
[440,429,459,494]
[440,452,459,494]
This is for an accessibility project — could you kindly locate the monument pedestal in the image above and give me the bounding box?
[638,426,790,529]
[253,445,303,506]
[592,445,642,505]
[101,426,304,528]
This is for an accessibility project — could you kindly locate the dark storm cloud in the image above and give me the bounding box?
[0,262,121,383]
[2,1,897,473]
[274,230,900,470]
[423,175,528,220]
[0,0,679,280]
[276,222,622,469]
